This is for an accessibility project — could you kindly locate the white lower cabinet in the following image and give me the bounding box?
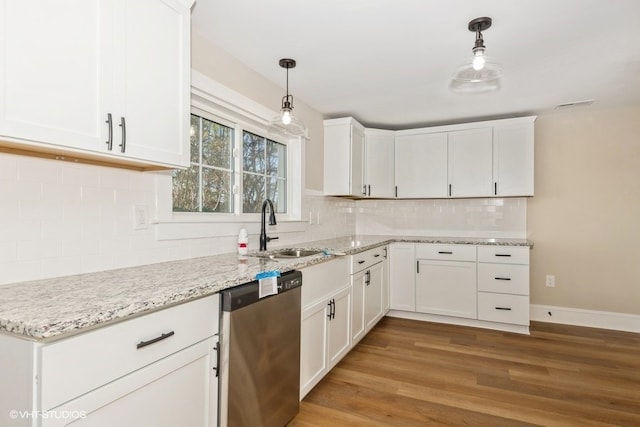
[389,243,416,311]
[350,246,386,346]
[477,245,531,326]
[44,339,216,427]
[0,294,220,427]
[415,259,477,319]
[365,262,384,331]
[300,257,351,399]
[388,243,531,332]
[415,244,477,319]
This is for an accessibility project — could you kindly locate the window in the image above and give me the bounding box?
[242,131,287,213]
[172,113,288,215]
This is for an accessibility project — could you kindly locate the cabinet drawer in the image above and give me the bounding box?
[302,256,350,306]
[477,264,529,295]
[351,246,386,273]
[40,294,219,410]
[477,245,529,264]
[477,292,529,325]
[415,244,476,262]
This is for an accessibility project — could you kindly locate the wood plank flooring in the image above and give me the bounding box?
[290,317,640,426]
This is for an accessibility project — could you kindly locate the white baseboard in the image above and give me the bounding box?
[387,310,530,335]
[530,304,640,333]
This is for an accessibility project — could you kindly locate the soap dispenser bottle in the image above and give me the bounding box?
[237,228,248,255]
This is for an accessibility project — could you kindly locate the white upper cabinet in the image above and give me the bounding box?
[0,1,110,151]
[447,127,493,197]
[323,116,535,199]
[395,132,448,198]
[364,129,395,198]
[324,117,365,196]
[115,0,191,167]
[0,0,192,169]
[493,118,535,196]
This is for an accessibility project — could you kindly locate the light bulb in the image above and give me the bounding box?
[281,110,292,125]
[472,49,486,71]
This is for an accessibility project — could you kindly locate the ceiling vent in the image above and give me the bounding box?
[555,100,595,110]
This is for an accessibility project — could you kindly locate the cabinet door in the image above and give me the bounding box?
[416,260,477,319]
[0,0,111,151]
[351,270,366,345]
[382,248,390,314]
[115,0,190,167]
[323,118,365,196]
[43,339,213,427]
[364,130,395,198]
[395,132,448,198]
[364,262,384,331]
[300,298,329,398]
[493,121,534,196]
[327,286,351,370]
[389,243,416,311]
[448,128,493,197]
[350,124,365,196]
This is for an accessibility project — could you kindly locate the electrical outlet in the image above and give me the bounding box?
[545,274,556,287]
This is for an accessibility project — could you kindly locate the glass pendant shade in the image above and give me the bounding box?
[269,58,306,137]
[451,17,502,91]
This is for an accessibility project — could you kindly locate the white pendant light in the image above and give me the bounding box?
[451,17,502,92]
[269,58,306,137]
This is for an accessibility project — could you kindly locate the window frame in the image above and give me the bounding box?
[171,103,301,223]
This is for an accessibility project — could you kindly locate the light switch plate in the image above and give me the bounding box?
[133,204,149,230]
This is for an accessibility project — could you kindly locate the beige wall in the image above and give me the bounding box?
[191,32,325,191]
[528,106,640,314]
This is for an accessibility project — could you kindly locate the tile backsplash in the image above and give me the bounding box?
[356,198,527,238]
[0,153,526,285]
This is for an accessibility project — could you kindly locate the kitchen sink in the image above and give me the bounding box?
[250,248,323,259]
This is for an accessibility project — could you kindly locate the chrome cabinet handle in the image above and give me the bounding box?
[119,116,126,153]
[105,113,113,150]
[136,331,175,349]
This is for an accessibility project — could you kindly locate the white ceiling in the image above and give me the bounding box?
[192,0,640,129]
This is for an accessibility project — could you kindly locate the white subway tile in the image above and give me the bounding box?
[0,260,42,285]
[0,154,18,182]
[17,156,63,185]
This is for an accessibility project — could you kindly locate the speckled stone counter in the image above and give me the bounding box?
[0,235,531,341]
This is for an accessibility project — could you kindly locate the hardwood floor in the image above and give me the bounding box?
[290,317,640,426]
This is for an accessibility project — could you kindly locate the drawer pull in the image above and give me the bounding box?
[373,254,381,258]
[494,277,512,281]
[438,251,453,255]
[495,307,512,311]
[495,254,511,257]
[136,331,175,349]
[357,260,366,264]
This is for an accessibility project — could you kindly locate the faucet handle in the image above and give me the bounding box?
[267,236,279,242]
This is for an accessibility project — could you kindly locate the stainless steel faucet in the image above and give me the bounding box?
[259,199,278,251]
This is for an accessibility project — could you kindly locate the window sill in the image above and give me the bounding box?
[154,218,307,241]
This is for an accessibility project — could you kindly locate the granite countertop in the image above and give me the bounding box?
[0,235,531,341]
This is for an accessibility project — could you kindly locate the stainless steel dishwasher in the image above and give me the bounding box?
[219,270,302,427]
